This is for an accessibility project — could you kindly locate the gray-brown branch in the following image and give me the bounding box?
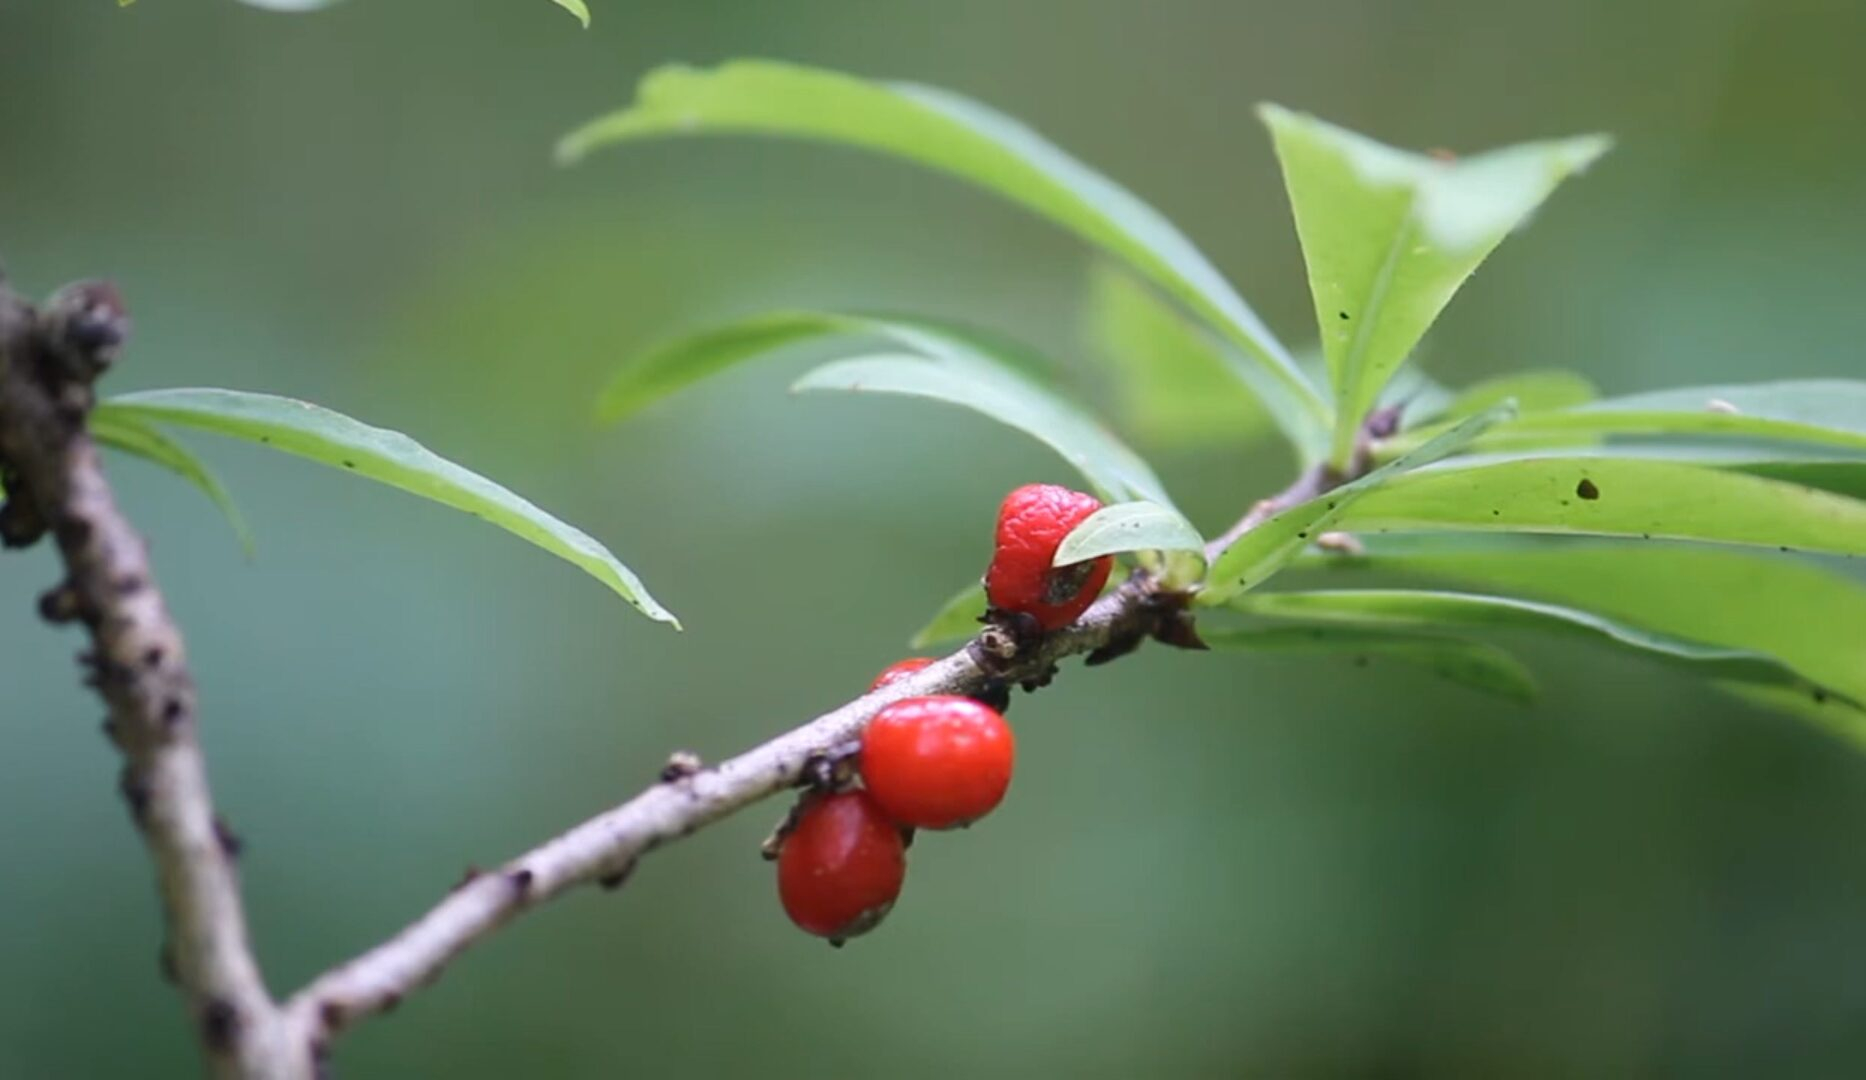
[0,278,295,1076]
[0,268,1389,1077]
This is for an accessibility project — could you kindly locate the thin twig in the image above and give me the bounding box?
[283,415,1397,1051]
[1,264,1394,1077]
[0,279,297,1077]
[280,573,1178,1044]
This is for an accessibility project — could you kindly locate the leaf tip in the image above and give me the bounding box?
[551,0,591,28]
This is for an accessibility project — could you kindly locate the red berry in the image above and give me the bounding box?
[870,657,935,691]
[861,695,1015,830]
[984,483,1113,631]
[777,790,907,941]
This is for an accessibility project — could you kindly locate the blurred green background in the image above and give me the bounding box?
[4,0,1865,1076]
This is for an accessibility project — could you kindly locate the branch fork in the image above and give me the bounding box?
[0,269,1378,1078]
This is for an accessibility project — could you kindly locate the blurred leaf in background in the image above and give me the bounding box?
[7,1,1866,1077]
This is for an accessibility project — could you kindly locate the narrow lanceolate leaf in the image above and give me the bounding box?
[1053,501,1203,567]
[1336,456,1866,556]
[552,0,591,27]
[1390,378,1866,458]
[1198,402,1515,606]
[1235,589,1847,704]
[1259,104,1608,469]
[98,390,678,627]
[909,582,988,649]
[560,60,1329,436]
[1298,536,1866,712]
[599,310,1171,508]
[597,311,863,424]
[1085,265,1328,460]
[1204,625,1537,704]
[1424,369,1598,425]
[91,409,256,557]
[1732,460,1866,501]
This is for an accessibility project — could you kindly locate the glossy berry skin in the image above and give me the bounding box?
[861,696,1015,830]
[870,657,935,692]
[985,483,1113,631]
[777,790,907,941]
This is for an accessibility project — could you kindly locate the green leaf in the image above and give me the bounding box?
[1391,378,1866,458]
[1198,402,1515,606]
[552,0,591,27]
[597,311,863,424]
[1427,369,1598,424]
[1084,265,1327,460]
[1235,588,1843,701]
[909,582,987,649]
[1299,536,1866,709]
[1719,682,1866,747]
[560,60,1329,436]
[1259,103,1608,469]
[604,309,1169,505]
[1204,625,1537,704]
[91,409,255,558]
[98,390,677,627]
[1053,500,1203,567]
[1336,456,1866,555]
[1731,460,1866,501]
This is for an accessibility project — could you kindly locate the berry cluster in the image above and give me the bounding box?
[773,484,1111,944]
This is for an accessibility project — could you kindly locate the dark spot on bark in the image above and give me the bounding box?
[37,584,80,623]
[115,573,145,594]
[142,645,165,669]
[453,865,483,891]
[969,679,1012,713]
[119,767,150,824]
[200,999,239,1053]
[509,868,535,897]
[1576,478,1600,500]
[161,697,187,727]
[213,816,244,859]
[598,859,638,890]
[319,1000,347,1032]
[659,751,702,783]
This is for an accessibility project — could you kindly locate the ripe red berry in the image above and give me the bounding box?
[870,657,935,692]
[861,695,1015,830]
[776,790,907,942]
[984,483,1113,631]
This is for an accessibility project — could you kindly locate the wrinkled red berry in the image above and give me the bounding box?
[870,657,935,692]
[984,483,1113,631]
[777,790,907,941]
[861,695,1015,830]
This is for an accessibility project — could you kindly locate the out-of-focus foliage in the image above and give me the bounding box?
[9,2,1866,1077]
[103,390,677,625]
[1259,105,1607,467]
